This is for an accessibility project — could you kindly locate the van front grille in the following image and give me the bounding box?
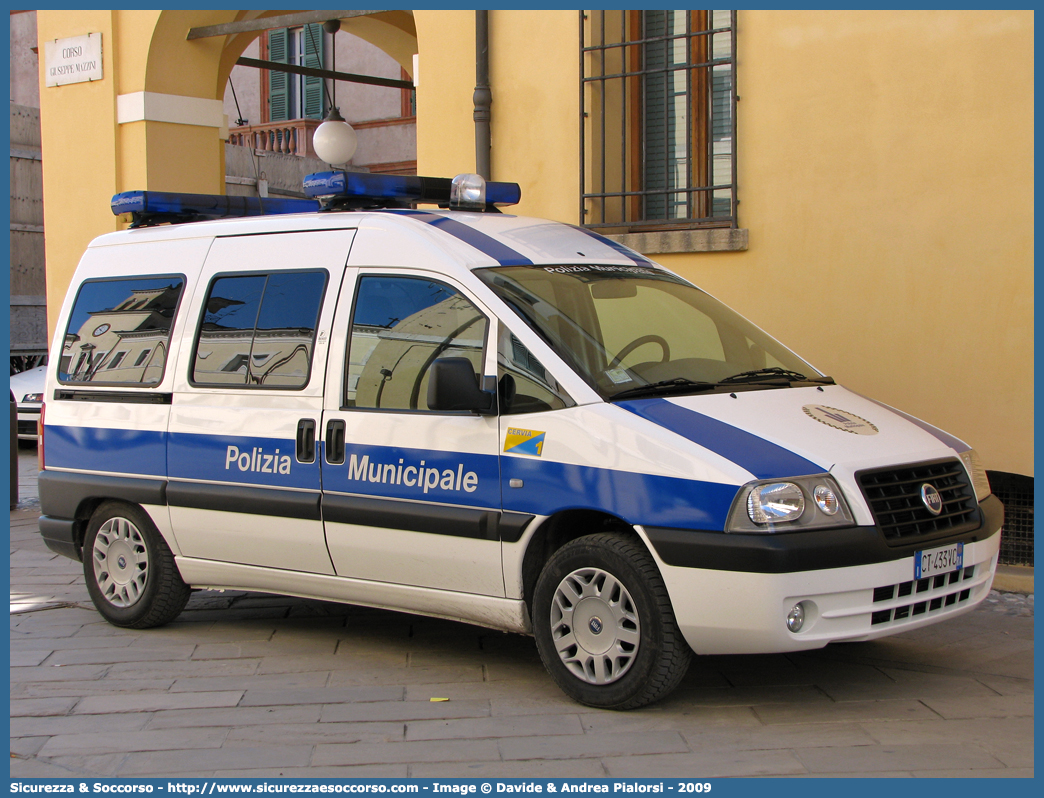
[857,458,978,544]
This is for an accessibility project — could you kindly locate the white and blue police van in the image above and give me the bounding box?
[38,172,1002,709]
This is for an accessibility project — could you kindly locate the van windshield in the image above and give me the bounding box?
[475,264,826,401]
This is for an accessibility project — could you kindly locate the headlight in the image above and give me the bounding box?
[22,393,43,404]
[958,449,991,502]
[727,475,854,533]
[747,483,804,523]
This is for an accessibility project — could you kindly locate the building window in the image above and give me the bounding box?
[580,10,736,231]
[105,351,127,369]
[267,24,326,122]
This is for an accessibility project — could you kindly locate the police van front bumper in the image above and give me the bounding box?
[644,493,1004,656]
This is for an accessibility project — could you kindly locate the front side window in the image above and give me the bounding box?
[477,264,822,401]
[59,276,184,385]
[345,276,488,411]
[581,10,736,230]
[497,326,574,415]
[193,270,327,388]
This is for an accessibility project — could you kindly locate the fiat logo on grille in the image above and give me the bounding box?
[920,483,943,515]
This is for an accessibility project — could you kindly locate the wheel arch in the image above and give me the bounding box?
[38,471,171,560]
[519,508,652,623]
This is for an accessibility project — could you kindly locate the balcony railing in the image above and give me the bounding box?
[228,119,321,158]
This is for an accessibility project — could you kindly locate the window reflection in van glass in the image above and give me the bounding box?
[59,277,184,385]
[346,277,488,411]
[193,271,327,388]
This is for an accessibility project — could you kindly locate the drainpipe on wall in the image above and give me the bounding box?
[473,10,491,180]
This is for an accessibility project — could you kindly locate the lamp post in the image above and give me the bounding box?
[312,18,358,167]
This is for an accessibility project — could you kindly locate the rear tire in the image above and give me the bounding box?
[532,532,691,709]
[83,501,190,628]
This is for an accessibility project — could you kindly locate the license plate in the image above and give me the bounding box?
[914,542,964,580]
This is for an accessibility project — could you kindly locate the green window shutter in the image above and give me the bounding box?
[301,23,325,120]
[268,28,289,122]
[643,10,682,221]
[710,68,733,217]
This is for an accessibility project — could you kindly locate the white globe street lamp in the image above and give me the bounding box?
[313,107,357,166]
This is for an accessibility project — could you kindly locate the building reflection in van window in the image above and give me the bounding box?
[59,277,184,385]
[193,270,327,388]
[345,276,488,411]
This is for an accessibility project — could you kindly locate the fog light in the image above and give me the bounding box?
[786,602,805,632]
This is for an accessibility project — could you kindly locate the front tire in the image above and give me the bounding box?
[532,532,691,709]
[83,501,190,628]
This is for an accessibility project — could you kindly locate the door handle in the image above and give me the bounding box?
[326,419,345,465]
[296,419,316,463]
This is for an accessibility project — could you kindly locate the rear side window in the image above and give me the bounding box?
[192,270,328,389]
[59,276,185,385]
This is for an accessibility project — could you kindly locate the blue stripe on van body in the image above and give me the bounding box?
[168,432,319,491]
[330,441,738,531]
[325,442,502,511]
[384,210,535,266]
[502,456,738,531]
[859,395,970,453]
[619,398,822,480]
[44,425,740,531]
[45,425,167,478]
[568,225,657,266]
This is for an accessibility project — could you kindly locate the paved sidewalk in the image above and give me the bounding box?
[9,450,1034,778]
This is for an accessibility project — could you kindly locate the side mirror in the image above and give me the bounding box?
[427,358,496,415]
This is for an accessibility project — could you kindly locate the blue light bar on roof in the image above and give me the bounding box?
[111,190,320,225]
[303,171,521,208]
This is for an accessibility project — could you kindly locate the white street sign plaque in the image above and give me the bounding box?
[45,33,103,87]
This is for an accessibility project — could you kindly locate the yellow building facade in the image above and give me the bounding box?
[35,9,1033,478]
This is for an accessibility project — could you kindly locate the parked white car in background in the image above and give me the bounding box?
[10,365,45,442]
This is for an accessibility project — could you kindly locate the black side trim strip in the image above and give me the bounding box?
[323,494,501,541]
[499,511,535,543]
[39,470,167,519]
[38,516,81,562]
[53,390,173,405]
[646,494,1002,574]
[168,481,321,522]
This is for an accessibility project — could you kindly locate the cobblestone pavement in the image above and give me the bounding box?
[9,451,1034,778]
[979,591,1034,616]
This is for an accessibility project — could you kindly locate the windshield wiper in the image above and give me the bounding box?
[718,367,834,385]
[610,378,717,402]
